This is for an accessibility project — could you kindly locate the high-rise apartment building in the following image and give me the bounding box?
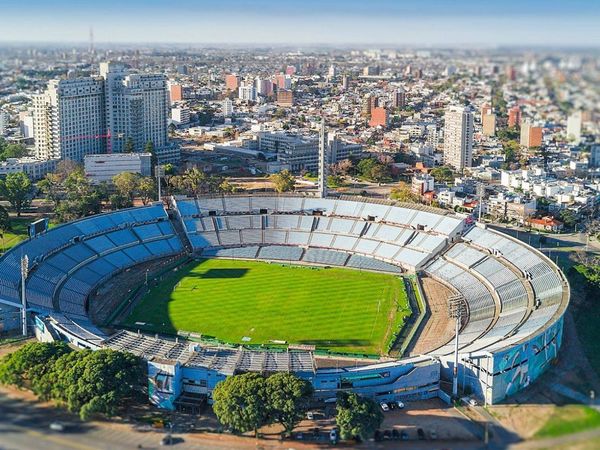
[222,98,233,117]
[33,77,106,161]
[482,112,497,137]
[369,107,388,128]
[341,74,349,90]
[520,121,543,148]
[225,74,240,91]
[589,145,600,168]
[276,89,294,107]
[567,111,582,143]
[443,105,473,171]
[33,62,171,163]
[0,110,8,136]
[101,62,169,154]
[480,103,492,123]
[392,87,406,109]
[508,106,522,128]
[170,83,183,102]
[238,83,257,102]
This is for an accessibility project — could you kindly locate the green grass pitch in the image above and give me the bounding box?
[123,258,411,355]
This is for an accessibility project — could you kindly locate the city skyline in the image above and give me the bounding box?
[1,0,599,47]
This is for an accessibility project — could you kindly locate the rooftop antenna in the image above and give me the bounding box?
[318,115,328,198]
[89,26,95,68]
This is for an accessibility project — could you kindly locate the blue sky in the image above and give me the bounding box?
[1,0,599,46]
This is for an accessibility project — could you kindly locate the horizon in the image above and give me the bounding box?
[1,0,599,47]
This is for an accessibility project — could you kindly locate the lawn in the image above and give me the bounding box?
[0,218,31,252]
[124,258,410,355]
[535,405,600,439]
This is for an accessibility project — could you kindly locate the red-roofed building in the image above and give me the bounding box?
[526,216,564,232]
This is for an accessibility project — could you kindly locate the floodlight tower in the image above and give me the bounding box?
[20,255,29,336]
[318,117,328,198]
[448,294,466,398]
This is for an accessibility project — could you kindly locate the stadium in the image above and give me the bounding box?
[0,194,569,410]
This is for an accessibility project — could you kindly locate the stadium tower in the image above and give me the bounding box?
[318,118,328,198]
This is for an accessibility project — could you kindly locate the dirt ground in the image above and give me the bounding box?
[409,276,456,355]
[489,404,557,439]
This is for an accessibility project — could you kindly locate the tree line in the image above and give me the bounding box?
[212,372,383,441]
[0,161,242,223]
[0,342,143,420]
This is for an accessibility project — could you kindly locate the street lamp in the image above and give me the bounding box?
[155,165,165,201]
[20,255,29,336]
[448,294,466,398]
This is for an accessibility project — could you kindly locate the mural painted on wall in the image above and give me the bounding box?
[148,361,179,410]
[491,315,564,402]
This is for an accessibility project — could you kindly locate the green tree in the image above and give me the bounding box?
[265,373,313,436]
[390,181,419,203]
[369,163,391,184]
[113,172,139,203]
[0,341,71,391]
[109,193,131,210]
[559,209,577,229]
[0,205,11,234]
[335,392,383,441]
[145,141,157,170]
[269,169,295,193]
[124,137,135,153]
[39,349,143,420]
[356,158,377,178]
[137,176,156,205]
[218,179,238,194]
[183,167,207,197]
[0,172,33,216]
[212,373,269,436]
[429,166,455,183]
[53,166,104,221]
[38,172,64,208]
[0,138,29,161]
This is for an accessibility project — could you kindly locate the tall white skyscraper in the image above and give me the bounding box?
[33,78,106,161]
[222,98,233,117]
[0,110,9,136]
[318,119,328,198]
[33,62,170,163]
[443,105,473,171]
[100,62,169,153]
[238,83,257,102]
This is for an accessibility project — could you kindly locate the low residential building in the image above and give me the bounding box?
[526,216,564,233]
[486,193,537,223]
[411,173,435,195]
[0,157,59,180]
[84,152,152,183]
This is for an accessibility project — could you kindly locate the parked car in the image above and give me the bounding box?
[160,434,173,446]
[380,402,389,412]
[374,430,383,441]
[383,430,392,440]
[388,401,397,410]
[430,430,438,440]
[49,422,65,432]
[306,411,314,420]
[417,428,426,440]
[469,398,478,407]
[329,428,338,444]
[392,429,400,440]
[396,400,405,409]
[401,430,409,440]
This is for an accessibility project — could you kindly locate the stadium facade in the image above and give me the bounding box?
[0,195,568,408]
